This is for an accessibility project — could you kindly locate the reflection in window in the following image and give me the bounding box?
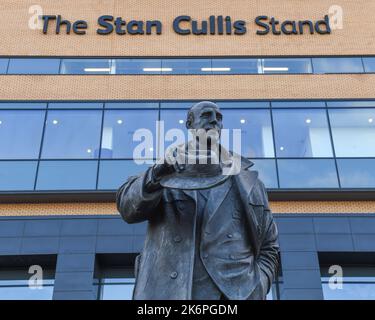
[98,160,151,190]
[211,59,258,74]
[327,100,375,108]
[222,109,274,158]
[0,59,8,74]
[42,110,102,159]
[312,58,364,74]
[337,159,375,188]
[321,266,375,300]
[48,102,103,109]
[160,109,191,151]
[363,58,375,73]
[261,58,312,74]
[0,269,54,300]
[250,159,278,189]
[95,268,135,300]
[36,160,98,190]
[101,110,158,159]
[278,159,339,188]
[272,101,326,108]
[162,59,211,74]
[0,110,45,159]
[0,161,37,191]
[329,109,375,157]
[60,59,112,74]
[115,59,162,74]
[7,58,60,74]
[273,109,333,158]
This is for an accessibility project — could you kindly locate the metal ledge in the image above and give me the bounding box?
[0,189,374,204]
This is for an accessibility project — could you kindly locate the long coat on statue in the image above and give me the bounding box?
[116,155,279,300]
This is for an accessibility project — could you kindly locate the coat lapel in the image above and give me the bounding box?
[204,178,233,226]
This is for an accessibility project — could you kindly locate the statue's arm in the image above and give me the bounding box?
[116,167,163,224]
[257,182,280,295]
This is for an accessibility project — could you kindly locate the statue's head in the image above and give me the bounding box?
[185,101,223,142]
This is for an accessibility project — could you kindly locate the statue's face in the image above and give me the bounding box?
[187,102,223,136]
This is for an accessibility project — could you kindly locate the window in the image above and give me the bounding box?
[160,109,191,150]
[60,59,112,74]
[8,58,60,74]
[272,101,326,108]
[320,253,375,300]
[41,110,102,159]
[101,109,158,159]
[0,255,56,300]
[261,58,312,74]
[162,59,211,74]
[48,102,103,109]
[0,110,45,159]
[277,159,339,188]
[95,268,135,300]
[329,109,375,157]
[273,109,333,158]
[312,57,364,74]
[327,100,375,108]
[337,159,375,188]
[94,254,136,300]
[115,59,162,74]
[221,109,274,158]
[105,102,159,109]
[0,270,54,300]
[363,57,375,73]
[0,59,8,74]
[250,159,278,189]
[36,160,98,190]
[211,59,258,74]
[98,160,151,190]
[0,161,37,191]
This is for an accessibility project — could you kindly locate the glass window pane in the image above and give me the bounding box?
[8,59,60,74]
[48,103,103,109]
[272,101,326,108]
[312,58,364,74]
[327,100,375,108]
[160,102,193,109]
[273,109,333,157]
[250,159,278,189]
[0,59,9,74]
[221,109,274,158]
[211,59,258,74]
[0,110,45,159]
[337,159,375,188]
[114,59,161,75]
[278,159,339,188]
[36,160,98,190]
[0,286,54,300]
[162,59,211,74]
[60,59,112,74]
[101,110,158,159]
[160,109,192,150]
[0,161,37,191]
[98,160,151,189]
[262,58,312,74]
[0,103,47,109]
[220,101,270,109]
[363,58,375,73]
[322,282,375,300]
[105,102,158,109]
[42,110,102,159]
[329,109,375,157]
[100,284,134,300]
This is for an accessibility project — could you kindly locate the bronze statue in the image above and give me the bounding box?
[117,101,279,300]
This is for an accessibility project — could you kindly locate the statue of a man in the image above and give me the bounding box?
[117,101,279,300]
